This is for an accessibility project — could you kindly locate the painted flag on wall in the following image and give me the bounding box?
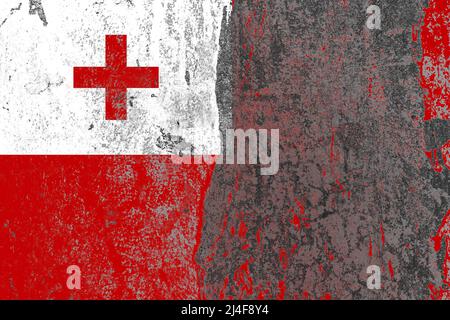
[1,0,449,301]
[0,0,230,299]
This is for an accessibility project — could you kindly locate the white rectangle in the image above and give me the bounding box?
[0,0,230,155]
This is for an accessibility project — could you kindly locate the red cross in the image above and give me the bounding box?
[74,35,159,121]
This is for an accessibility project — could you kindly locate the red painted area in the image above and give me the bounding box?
[233,259,254,299]
[276,281,286,300]
[238,220,248,240]
[380,222,385,248]
[442,140,450,170]
[0,156,214,299]
[432,210,450,278]
[419,0,450,300]
[320,293,332,300]
[424,148,444,173]
[388,260,395,280]
[279,249,288,271]
[74,35,159,120]
[430,210,450,299]
[419,0,450,120]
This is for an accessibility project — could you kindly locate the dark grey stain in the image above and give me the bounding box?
[29,0,47,26]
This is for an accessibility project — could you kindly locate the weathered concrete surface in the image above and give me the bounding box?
[200,0,449,300]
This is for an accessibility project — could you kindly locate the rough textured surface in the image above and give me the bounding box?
[0,156,215,299]
[0,0,227,299]
[0,0,449,300]
[199,0,449,300]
